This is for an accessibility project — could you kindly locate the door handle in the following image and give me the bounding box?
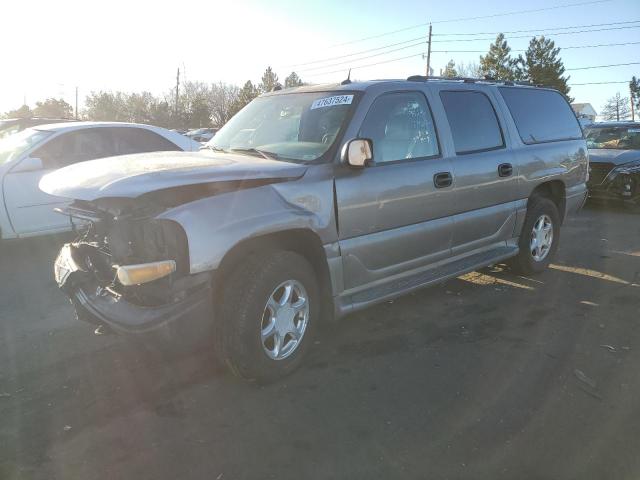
[433,172,453,188]
[498,163,513,177]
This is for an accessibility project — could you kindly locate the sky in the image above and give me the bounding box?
[2,0,639,117]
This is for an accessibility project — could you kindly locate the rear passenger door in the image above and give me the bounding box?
[437,89,519,255]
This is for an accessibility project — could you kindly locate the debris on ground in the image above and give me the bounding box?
[63,425,72,431]
[600,344,616,352]
[574,369,597,389]
[0,392,11,398]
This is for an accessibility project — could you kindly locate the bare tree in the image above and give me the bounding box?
[209,83,240,127]
[456,61,482,78]
[601,93,631,121]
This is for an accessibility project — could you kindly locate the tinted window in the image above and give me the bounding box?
[499,87,582,144]
[109,127,181,154]
[359,92,439,163]
[440,91,504,154]
[34,129,115,168]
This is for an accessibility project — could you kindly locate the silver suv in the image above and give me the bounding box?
[44,77,588,381]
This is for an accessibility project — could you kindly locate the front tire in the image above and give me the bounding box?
[217,251,319,382]
[509,196,560,275]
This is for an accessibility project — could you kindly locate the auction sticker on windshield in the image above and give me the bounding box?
[310,95,354,110]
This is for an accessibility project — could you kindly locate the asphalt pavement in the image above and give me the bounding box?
[1,203,639,480]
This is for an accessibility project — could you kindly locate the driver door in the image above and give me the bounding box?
[335,90,457,291]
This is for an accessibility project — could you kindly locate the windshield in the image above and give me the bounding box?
[208,91,357,162]
[585,126,640,150]
[0,128,52,164]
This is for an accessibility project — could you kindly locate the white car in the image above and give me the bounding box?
[0,122,200,239]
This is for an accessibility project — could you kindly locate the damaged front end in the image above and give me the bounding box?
[588,161,640,205]
[54,199,212,336]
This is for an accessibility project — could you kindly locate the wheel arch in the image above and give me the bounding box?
[212,228,334,321]
[530,180,566,222]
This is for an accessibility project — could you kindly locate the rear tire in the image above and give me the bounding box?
[217,251,319,382]
[509,196,560,275]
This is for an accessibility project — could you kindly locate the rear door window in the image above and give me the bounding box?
[34,129,115,168]
[440,91,504,154]
[499,87,583,144]
[109,127,181,155]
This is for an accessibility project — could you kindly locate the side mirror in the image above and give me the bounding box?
[13,156,44,173]
[342,138,373,168]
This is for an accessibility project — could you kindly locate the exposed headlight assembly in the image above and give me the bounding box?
[614,160,640,174]
[116,260,176,286]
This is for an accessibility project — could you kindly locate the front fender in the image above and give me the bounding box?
[158,179,336,274]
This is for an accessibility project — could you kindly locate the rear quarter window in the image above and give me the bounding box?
[499,87,583,144]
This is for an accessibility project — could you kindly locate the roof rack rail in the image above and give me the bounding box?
[406,75,540,88]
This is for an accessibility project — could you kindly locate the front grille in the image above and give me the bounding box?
[588,162,614,186]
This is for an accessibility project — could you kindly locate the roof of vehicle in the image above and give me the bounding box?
[264,76,545,96]
[585,121,640,128]
[27,121,201,152]
[31,121,167,132]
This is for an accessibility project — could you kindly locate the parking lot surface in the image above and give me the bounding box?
[1,204,639,480]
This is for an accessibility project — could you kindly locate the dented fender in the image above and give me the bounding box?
[158,175,338,274]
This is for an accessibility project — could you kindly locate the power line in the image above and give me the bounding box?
[429,24,640,44]
[288,21,640,70]
[570,81,630,85]
[305,56,640,79]
[304,52,427,77]
[431,41,640,54]
[301,30,640,76]
[297,41,426,73]
[297,34,640,74]
[285,35,424,68]
[329,0,612,47]
[432,19,639,36]
[567,62,640,70]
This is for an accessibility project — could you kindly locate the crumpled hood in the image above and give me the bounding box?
[39,151,307,201]
[589,149,640,166]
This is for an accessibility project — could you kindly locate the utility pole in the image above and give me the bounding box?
[175,67,180,121]
[75,86,78,119]
[426,23,432,77]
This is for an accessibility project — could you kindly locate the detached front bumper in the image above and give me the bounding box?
[54,244,213,337]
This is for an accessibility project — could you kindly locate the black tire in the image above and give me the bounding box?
[509,196,560,275]
[217,251,319,382]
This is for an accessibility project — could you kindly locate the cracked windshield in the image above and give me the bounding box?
[1,0,639,479]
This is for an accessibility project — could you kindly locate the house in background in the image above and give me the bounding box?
[571,103,597,122]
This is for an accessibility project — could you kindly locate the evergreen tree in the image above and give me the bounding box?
[284,71,303,88]
[442,60,457,78]
[525,36,572,100]
[601,93,631,121]
[230,80,260,116]
[479,34,521,81]
[259,67,280,93]
[630,76,640,115]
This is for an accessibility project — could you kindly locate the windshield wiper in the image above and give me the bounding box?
[202,144,226,152]
[229,147,279,160]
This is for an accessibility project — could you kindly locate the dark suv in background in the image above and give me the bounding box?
[585,122,640,206]
[43,77,588,381]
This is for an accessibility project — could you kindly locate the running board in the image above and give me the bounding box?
[336,245,518,317]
